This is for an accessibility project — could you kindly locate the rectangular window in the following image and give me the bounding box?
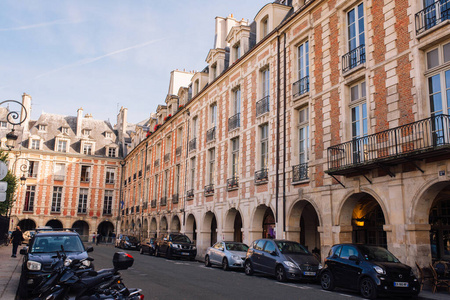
[51,187,63,212]
[262,68,270,97]
[190,157,196,189]
[153,174,159,200]
[260,124,269,169]
[0,121,7,128]
[350,82,368,139]
[106,167,115,184]
[298,41,309,82]
[231,138,239,176]
[209,148,215,185]
[298,107,310,164]
[61,127,69,134]
[177,128,183,147]
[78,188,88,213]
[234,88,241,114]
[211,103,217,127]
[80,166,91,182]
[57,140,67,152]
[103,190,113,215]
[175,164,181,194]
[27,161,39,178]
[348,3,365,51]
[38,125,46,131]
[108,147,116,157]
[163,170,169,197]
[23,186,35,212]
[192,117,198,138]
[30,139,40,150]
[83,143,92,155]
[234,43,241,61]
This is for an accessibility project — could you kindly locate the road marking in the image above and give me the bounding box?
[276,282,312,289]
[140,274,148,276]
[338,294,353,298]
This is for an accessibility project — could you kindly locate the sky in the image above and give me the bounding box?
[0,0,266,125]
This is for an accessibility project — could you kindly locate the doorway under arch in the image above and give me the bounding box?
[186,214,197,243]
[97,221,114,243]
[46,219,63,229]
[72,220,89,242]
[171,216,181,233]
[18,219,36,231]
[287,200,321,253]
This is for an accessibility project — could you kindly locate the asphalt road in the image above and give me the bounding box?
[88,245,426,300]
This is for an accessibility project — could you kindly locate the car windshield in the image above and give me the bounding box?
[171,235,191,243]
[125,236,138,242]
[225,242,249,252]
[276,241,310,255]
[31,235,84,253]
[359,245,400,262]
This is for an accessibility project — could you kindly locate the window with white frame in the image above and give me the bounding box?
[298,107,310,165]
[233,88,241,115]
[210,103,217,127]
[78,188,88,213]
[208,148,215,185]
[260,124,269,169]
[106,167,115,184]
[192,117,198,138]
[82,129,91,136]
[262,17,269,38]
[23,186,35,212]
[0,121,7,128]
[38,124,47,131]
[350,81,368,139]
[262,68,270,98]
[190,157,196,189]
[103,190,113,215]
[51,186,63,212]
[231,137,239,177]
[153,174,159,200]
[54,163,65,181]
[234,43,241,61]
[27,161,39,178]
[80,165,91,182]
[177,127,183,147]
[163,170,168,199]
[83,143,92,155]
[297,40,309,94]
[57,139,68,152]
[108,147,116,157]
[61,127,69,134]
[105,132,112,138]
[175,164,180,195]
[347,3,365,52]
[30,139,40,150]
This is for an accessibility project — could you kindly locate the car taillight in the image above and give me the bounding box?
[125,253,133,258]
[139,295,144,300]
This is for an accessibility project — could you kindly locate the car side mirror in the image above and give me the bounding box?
[270,250,278,256]
[349,255,359,262]
[20,247,28,255]
[86,247,94,253]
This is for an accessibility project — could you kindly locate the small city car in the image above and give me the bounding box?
[244,239,322,282]
[140,237,157,255]
[118,235,140,250]
[320,244,420,299]
[205,241,249,270]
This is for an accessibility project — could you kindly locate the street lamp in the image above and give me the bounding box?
[5,129,18,150]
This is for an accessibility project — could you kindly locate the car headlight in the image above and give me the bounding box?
[374,266,385,275]
[318,263,323,269]
[231,255,240,260]
[82,260,91,267]
[192,245,196,250]
[283,261,297,268]
[27,261,42,271]
[64,258,72,267]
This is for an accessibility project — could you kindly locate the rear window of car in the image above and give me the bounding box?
[31,235,84,253]
[263,241,276,253]
[125,236,138,242]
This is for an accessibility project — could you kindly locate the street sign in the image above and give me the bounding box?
[0,161,7,180]
[0,192,6,202]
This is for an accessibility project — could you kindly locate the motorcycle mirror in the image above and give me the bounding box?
[86,246,94,253]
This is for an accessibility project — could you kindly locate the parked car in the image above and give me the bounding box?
[205,241,249,270]
[244,239,322,282]
[140,237,156,255]
[22,230,36,245]
[155,233,196,260]
[117,235,140,250]
[320,244,420,299]
[17,229,94,299]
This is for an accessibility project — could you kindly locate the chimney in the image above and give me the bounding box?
[21,93,32,133]
[77,107,83,136]
[117,107,128,143]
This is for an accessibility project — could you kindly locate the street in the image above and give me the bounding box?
[89,245,428,300]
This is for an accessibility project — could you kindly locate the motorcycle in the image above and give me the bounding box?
[30,246,143,300]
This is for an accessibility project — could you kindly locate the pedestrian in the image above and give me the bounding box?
[96,233,101,245]
[92,232,96,243]
[10,226,24,257]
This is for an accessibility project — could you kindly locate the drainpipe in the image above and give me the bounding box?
[143,141,148,240]
[119,159,126,235]
[276,35,281,226]
[283,32,287,232]
[183,110,190,226]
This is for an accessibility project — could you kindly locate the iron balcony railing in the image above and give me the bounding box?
[176,146,182,156]
[292,163,309,182]
[327,115,450,175]
[256,96,270,117]
[227,176,239,191]
[415,0,450,34]
[151,200,157,208]
[164,153,171,162]
[206,126,216,143]
[255,168,268,184]
[228,113,240,131]
[204,184,214,196]
[154,159,160,167]
[172,193,179,204]
[186,189,194,199]
[292,76,309,98]
[54,175,65,181]
[103,209,112,215]
[160,196,167,206]
[133,173,137,180]
[342,44,365,73]
[189,137,197,152]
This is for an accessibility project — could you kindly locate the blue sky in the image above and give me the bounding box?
[0,0,266,124]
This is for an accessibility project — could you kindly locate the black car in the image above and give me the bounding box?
[118,235,140,250]
[18,230,93,299]
[155,233,196,260]
[320,244,420,299]
[244,239,322,282]
[140,238,156,255]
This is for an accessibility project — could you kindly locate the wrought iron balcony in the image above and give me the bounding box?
[103,209,112,215]
[204,184,214,196]
[415,0,450,34]
[292,163,309,182]
[186,189,194,199]
[54,175,65,181]
[189,137,197,152]
[164,153,171,162]
[227,176,239,191]
[133,173,137,180]
[228,113,240,131]
[206,127,216,143]
[256,96,270,117]
[160,196,167,206]
[255,168,268,184]
[292,76,309,98]
[154,159,160,167]
[172,193,179,204]
[151,199,157,208]
[342,44,365,73]
[326,115,450,176]
[176,146,182,156]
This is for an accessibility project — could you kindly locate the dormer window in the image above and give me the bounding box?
[82,129,91,136]
[83,143,93,155]
[195,79,200,94]
[108,147,117,157]
[0,121,7,128]
[211,64,217,80]
[262,17,269,38]
[105,132,112,138]
[30,139,40,150]
[38,125,47,132]
[233,43,241,61]
[56,139,68,152]
[61,127,69,134]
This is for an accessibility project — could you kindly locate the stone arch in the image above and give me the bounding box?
[18,218,36,231]
[72,220,89,242]
[250,204,275,241]
[150,218,157,238]
[160,216,168,234]
[143,218,148,239]
[202,211,217,247]
[409,179,448,224]
[97,221,114,243]
[170,215,181,233]
[287,199,321,253]
[224,208,243,242]
[46,219,63,229]
[185,214,197,243]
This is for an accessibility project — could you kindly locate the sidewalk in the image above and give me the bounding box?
[0,244,21,299]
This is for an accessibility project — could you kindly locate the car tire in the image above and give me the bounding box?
[360,277,377,299]
[276,265,287,282]
[244,260,254,276]
[205,255,211,267]
[222,258,229,271]
[17,273,29,299]
[320,271,335,291]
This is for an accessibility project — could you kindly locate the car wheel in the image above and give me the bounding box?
[205,255,211,267]
[139,247,144,255]
[360,277,377,299]
[276,265,287,282]
[244,260,254,276]
[320,271,335,291]
[222,258,229,271]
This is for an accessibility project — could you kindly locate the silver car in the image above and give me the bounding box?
[205,241,249,270]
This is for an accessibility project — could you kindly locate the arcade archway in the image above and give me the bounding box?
[46,219,63,229]
[18,219,36,231]
[72,220,89,242]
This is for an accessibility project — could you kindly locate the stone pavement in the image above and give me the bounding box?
[0,244,21,299]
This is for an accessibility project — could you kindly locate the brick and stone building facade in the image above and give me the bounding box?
[112,0,450,267]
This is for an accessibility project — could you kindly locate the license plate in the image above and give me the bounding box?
[303,271,316,276]
[394,282,409,287]
[181,252,189,255]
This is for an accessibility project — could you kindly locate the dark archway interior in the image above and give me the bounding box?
[263,208,275,239]
[351,196,386,248]
[97,221,114,242]
[429,187,450,260]
[18,219,36,231]
[210,215,217,246]
[46,219,63,229]
[234,212,242,242]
